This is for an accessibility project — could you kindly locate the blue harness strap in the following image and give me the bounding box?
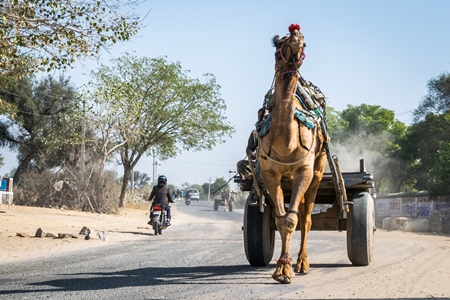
[256,113,272,138]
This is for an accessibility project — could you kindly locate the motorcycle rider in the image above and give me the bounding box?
[148,175,174,226]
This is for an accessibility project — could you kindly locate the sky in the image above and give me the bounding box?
[1,0,450,189]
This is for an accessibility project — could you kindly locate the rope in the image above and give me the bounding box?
[210,176,235,195]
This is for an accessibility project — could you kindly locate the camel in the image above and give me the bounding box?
[257,24,327,284]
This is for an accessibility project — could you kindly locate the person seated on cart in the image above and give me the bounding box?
[236,108,268,205]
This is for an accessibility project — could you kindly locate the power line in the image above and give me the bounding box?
[395,110,413,117]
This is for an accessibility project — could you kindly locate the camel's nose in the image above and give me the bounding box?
[288,31,302,48]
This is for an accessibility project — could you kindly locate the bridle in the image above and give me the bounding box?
[274,35,305,77]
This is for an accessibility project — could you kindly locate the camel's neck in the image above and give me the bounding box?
[269,73,299,153]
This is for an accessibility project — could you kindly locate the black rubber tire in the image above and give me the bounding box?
[243,200,275,266]
[154,222,159,236]
[228,201,234,212]
[347,192,375,266]
[213,201,219,211]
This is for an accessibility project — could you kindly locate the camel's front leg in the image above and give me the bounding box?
[295,151,327,274]
[272,212,298,284]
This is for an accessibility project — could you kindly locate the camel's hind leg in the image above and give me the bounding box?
[295,150,327,274]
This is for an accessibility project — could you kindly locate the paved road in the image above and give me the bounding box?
[0,201,449,299]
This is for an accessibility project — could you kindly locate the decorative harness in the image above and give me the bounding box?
[274,34,305,78]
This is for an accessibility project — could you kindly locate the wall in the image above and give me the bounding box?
[375,192,450,234]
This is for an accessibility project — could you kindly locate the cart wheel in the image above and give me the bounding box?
[243,198,275,266]
[347,191,375,266]
[228,201,233,212]
[213,200,219,211]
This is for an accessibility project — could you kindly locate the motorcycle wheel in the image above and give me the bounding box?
[153,222,159,236]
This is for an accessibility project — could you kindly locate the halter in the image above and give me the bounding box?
[274,36,304,73]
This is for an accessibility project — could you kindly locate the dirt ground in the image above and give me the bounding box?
[1,203,450,299]
[0,203,166,263]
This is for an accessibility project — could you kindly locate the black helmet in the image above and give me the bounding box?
[157,175,167,184]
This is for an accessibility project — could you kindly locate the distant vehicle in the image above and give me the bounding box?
[188,188,200,201]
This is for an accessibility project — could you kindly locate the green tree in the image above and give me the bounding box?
[328,104,407,193]
[413,72,450,122]
[428,141,450,198]
[85,53,235,207]
[1,0,144,115]
[203,177,227,199]
[324,106,347,141]
[398,112,450,193]
[341,104,396,138]
[0,75,78,187]
[131,171,151,188]
[397,72,450,196]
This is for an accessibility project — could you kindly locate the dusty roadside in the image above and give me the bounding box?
[0,203,178,263]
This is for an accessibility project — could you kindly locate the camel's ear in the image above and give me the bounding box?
[273,35,280,47]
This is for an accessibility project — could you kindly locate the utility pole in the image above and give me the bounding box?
[152,153,156,186]
[151,150,161,186]
[155,160,161,179]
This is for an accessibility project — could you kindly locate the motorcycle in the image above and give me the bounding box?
[150,205,169,235]
[185,194,191,206]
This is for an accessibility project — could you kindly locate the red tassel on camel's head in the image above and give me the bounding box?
[288,24,300,33]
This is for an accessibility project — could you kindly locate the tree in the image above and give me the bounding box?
[428,141,450,198]
[327,104,408,193]
[0,75,79,187]
[324,106,347,141]
[1,0,144,113]
[131,171,151,188]
[203,177,227,199]
[84,53,235,207]
[340,104,396,138]
[398,112,450,193]
[1,0,143,75]
[413,72,450,122]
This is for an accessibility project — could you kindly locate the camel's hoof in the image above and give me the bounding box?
[272,274,291,284]
[294,267,308,274]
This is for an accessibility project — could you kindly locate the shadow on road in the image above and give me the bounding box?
[0,264,269,295]
[110,230,154,236]
[0,263,446,300]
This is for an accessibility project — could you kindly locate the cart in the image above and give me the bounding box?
[238,157,375,267]
[213,195,234,212]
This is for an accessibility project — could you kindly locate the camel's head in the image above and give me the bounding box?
[273,24,306,73]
